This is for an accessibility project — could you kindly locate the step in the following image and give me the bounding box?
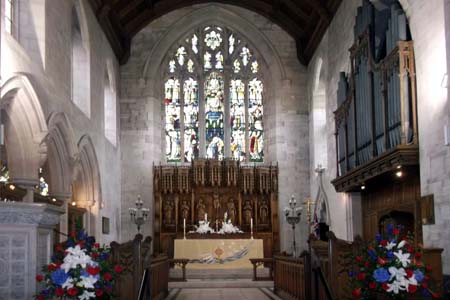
[169,267,271,280]
[168,278,274,289]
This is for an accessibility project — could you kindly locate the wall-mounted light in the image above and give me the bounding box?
[8,184,15,190]
[361,185,366,190]
[396,171,403,178]
[396,165,402,169]
[71,201,76,207]
[52,198,56,202]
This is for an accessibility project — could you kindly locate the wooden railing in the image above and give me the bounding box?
[249,258,273,281]
[274,254,311,300]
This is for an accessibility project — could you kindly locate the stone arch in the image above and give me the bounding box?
[46,112,78,199]
[142,4,286,88]
[0,74,48,190]
[72,135,102,235]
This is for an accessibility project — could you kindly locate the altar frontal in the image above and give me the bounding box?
[174,239,263,269]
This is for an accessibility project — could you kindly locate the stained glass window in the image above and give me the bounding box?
[164,26,264,162]
[248,79,264,162]
[205,73,225,159]
[230,80,246,161]
[184,78,199,162]
[165,78,181,161]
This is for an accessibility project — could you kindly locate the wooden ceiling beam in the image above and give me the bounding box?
[304,0,332,24]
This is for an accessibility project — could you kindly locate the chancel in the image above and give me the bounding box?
[0,0,449,299]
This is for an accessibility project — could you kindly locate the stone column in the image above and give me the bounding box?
[0,202,64,300]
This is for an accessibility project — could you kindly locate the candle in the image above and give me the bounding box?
[183,218,186,228]
[250,218,253,231]
[205,213,207,222]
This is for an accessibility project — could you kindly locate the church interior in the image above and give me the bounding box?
[1,0,450,299]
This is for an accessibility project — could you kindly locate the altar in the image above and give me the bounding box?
[174,238,264,269]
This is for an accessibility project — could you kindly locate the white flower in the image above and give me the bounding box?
[80,275,98,289]
[397,240,406,249]
[386,241,397,250]
[408,274,418,286]
[388,267,407,282]
[61,245,93,272]
[79,290,96,300]
[387,280,406,294]
[394,250,411,267]
[62,277,74,289]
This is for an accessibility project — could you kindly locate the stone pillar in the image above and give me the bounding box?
[0,202,64,300]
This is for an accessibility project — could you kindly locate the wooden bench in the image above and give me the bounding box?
[249,258,274,281]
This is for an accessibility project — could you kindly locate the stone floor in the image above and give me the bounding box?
[166,288,282,300]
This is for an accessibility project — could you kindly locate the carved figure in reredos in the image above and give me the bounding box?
[227,198,236,224]
[196,198,206,222]
[213,193,221,221]
[163,199,174,225]
[180,199,190,222]
[243,200,253,224]
[259,198,269,224]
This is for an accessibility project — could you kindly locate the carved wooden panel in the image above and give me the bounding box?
[153,159,279,258]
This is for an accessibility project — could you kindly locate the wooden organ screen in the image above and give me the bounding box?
[153,159,279,258]
[334,0,417,177]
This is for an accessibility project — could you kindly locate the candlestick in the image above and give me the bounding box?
[183,218,186,239]
[250,218,254,239]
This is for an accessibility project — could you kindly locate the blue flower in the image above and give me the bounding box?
[414,270,424,282]
[50,269,69,286]
[422,289,431,296]
[81,270,89,277]
[375,233,382,242]
[367,249,377,260]
[373,268,390,283]
[42,289,51,295]
[348,271,354,277]
[387,251,394,259]
[387,224,394,235]
[101,253,110,260]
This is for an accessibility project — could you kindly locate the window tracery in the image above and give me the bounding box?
[164,25,264,162]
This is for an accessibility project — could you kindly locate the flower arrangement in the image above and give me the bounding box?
[35,228,122,300]
[348,224,440,300]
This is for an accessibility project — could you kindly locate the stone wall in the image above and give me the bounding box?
[120,3,310,251]
[308,0,450,274]
[1,0,121,244]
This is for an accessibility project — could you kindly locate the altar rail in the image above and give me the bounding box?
[273,254,311,300]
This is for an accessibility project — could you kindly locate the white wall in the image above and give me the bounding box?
[1,0,121,244]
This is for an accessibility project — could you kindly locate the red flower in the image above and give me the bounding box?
[56,262,62,269]
[357,272,366,280]
[421,282,428,289]
[55,244,63,252]
[406,269,414,278]
[106,286,112,293]
[407,246,414,253]
[368,246,374,251]
[70,230,76,237]
[426,265,433,272]
[114,265,123,273]
[356,256,363,262]
[352,289,361,297]
[380,240,388,246]
[393,228,400,235]
[94,243,100,248]
[91,252,99,259]
[415,252,422,258]
[432,293,441,299]
[369,282,376,289]
[87,266,100,276]
[56,288,65,296]
[95,290,104,296]
[408,284,418,293]
[77,241,85,247]
[377,257,386,266]
[382,283,389,290]
[36,295,45,300]
[364,261,370,268]
[35,274,44,282]
[165,98,172,104]
[104,272,113,281]
[48,264,57,271]
[67,287,78,296]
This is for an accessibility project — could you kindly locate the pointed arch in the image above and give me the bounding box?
[46,112,78,198]
[0,74,48,184]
